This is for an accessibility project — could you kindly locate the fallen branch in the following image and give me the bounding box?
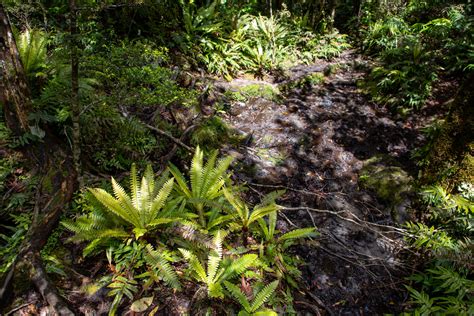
[143,122,194,153]
[281,206,407,235]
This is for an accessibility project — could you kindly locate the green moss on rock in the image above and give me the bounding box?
[359,156,413,205]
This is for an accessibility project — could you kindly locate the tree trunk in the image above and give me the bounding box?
[0,5,31,137]
[70,0,82,186]
[0,4,76,314]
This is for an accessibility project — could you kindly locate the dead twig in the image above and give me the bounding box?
[294,301,322,316]
[281,206,407,235]
[143,122,194,153]
[248,182,325,197]
[5,300,37,315]
[306,291,335,316]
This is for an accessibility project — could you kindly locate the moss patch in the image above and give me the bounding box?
[359,156,413,206]
[225,83,280,102]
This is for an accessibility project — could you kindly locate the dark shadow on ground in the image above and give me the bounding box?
[220,51,432,315]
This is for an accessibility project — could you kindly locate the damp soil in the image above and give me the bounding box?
[215,50,453,315]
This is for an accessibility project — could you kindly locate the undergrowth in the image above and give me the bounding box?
[63,147,317,314]
[361,2,473,113]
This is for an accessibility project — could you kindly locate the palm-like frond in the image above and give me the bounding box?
[90,187,139,227]
[250,280,279,312]
[65,164,177,243]
[190,146,205,198]
[145,245,181,290]
[180,232,257,299]
[248,204,280,224]
[224,187,279,232]
[169,146,233,228]
[224,254,258,279]
[223,281,252,312]
[179,248,207,282]
[278,228,318,242]
[224,280,279,314]
[17,28,47,79]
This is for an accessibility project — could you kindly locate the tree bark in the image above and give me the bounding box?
[0,5,31,137]
[70,0,82,186]
[0,4,76,314]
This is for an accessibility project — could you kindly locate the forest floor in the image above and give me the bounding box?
[3,50,458,316]
[214,49,452,314]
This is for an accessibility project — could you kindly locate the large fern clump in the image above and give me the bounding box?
[64,148,317,314]
[63,164,176,248]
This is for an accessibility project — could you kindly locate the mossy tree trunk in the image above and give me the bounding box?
[0,4,76,314]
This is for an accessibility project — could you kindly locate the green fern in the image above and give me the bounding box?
[255,209,317,288]
[140,244,181,290]
[169,146,233,228]
[63,164,177,245]
[107,275,138,316]
[224,280,279,315]
[223,187,281,244]
[16,28,48,80]
[179,231,257,298]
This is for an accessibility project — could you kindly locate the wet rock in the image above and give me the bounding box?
[359,156,414,218]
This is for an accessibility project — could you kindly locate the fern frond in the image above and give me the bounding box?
[268,211,277,240]
[250,280,279,312]
[89,188,139,227]
[248,204,279,225]
[225,254,258,279]
[111,178,141,226]
[144,164,155,197]
[201,150,219,197]
[130,163,140,209]
[174,221,213,248]
[169,163,192,198]
[278,228,318,242]
[223,281,251,312]
[223,187,247,221]
[179,248,207,282]
[205,155,233,200]
[207,252,221,284]
[190,146,204,198]
[212,230,227,259]
[256,190,285,208]
[257,218,270,241]
[145,245,181,290]
[207,214,234,230]
[17,29,47,78]
[149,178,174,221]
[148,218,175,226]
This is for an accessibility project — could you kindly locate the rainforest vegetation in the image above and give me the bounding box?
[0,0,472,315]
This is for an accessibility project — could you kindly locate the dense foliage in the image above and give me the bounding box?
[0,0,472,314]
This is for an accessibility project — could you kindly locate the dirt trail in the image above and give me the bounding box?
[219,50,425,314]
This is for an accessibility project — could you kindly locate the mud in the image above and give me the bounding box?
[218,50,430,314]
